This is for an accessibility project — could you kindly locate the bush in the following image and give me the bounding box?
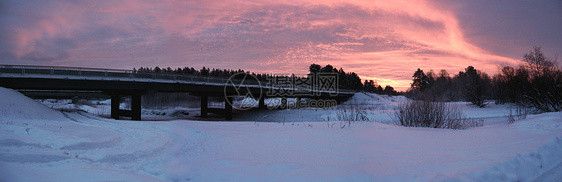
[506,104,530,124]
[393,100,482,129]
[336,101,370,127]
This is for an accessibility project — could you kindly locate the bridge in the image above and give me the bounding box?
[0,65,354,120]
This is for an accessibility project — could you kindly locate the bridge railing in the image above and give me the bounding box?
[0,65,355,94]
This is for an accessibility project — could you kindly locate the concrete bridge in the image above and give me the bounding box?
[0,65,354,120]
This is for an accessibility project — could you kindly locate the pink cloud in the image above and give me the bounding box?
[2,0,555,91]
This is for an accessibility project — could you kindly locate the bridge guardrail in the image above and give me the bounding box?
[0,64,235,85]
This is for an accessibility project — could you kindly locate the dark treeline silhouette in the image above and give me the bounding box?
[133,64,397,93]
[405,46,561,112]
[406,66,492,107]
[309,63,397,94]
[362,80,397,96]
[134,66,273,81]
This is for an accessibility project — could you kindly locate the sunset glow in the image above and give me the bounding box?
[1,0,561,90]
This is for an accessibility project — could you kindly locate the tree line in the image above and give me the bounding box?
[133,64,395,92]
[308,63,397,95]
[134,66,274,81]
[405,46,561,113]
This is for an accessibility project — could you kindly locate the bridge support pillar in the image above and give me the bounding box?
[281,97,287,109]
[200,95,208,118]
[131,94,142,121]
[225,97,233,120]
[296,97,301,109]
[111,94,120,120]
[259,97,266,109]
[110,92,142,120]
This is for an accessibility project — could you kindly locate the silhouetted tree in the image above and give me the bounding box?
[337,67,347,90]
[520,47,561,112]
[384,85,396,95]
[364,80,377,92]
[427,69,436,86]
[524,46,556,79]
[494,65,529,104]
[421,69,454,101]
[321,64,336,73]
[457,66,491,107]
[411,68,430,92]
[309,63,321,73]
[493,47,562,112]
[200,67,209,76]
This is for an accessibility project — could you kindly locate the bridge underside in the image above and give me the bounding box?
[197,94,234,120]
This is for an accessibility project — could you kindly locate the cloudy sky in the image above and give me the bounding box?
[1,0,561,90]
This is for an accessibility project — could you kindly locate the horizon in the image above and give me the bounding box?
[1,0,561,91]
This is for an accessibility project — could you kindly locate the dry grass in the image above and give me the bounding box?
[336,101,370,128]
[506,104,530,124]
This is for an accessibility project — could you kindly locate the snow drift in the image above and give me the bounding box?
[1,88,561,181]
[0,87,66,121]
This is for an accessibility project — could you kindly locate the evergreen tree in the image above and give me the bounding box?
[376,85,384,94]
[200,67,209,76]
[458,66,491,107]
[309,63,321,73]
[411,68,430,91]
[321,64,335,73]
[384,85,396,95]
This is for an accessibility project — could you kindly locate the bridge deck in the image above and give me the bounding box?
[0,65,354,120]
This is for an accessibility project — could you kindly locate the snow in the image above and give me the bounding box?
[1,88,561,181]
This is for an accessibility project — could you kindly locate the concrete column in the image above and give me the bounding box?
[200,95,208,118]
[296,97,302,109]
[225,97,233,120]
[259,97,266,109]
[131,94,142,121]
[111,94,120,120]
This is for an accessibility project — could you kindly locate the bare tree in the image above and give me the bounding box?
[521,47,562,112]
[523,46,556,78]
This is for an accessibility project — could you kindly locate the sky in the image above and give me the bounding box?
[1,0,561,91]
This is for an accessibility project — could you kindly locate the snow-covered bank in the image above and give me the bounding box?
[1,88,561,181]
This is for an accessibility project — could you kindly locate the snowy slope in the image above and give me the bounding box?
[1,88,561,181]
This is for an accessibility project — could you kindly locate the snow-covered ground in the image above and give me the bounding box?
[1,87,561,181]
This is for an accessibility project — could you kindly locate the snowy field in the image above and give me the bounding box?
[1,87,561,181]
